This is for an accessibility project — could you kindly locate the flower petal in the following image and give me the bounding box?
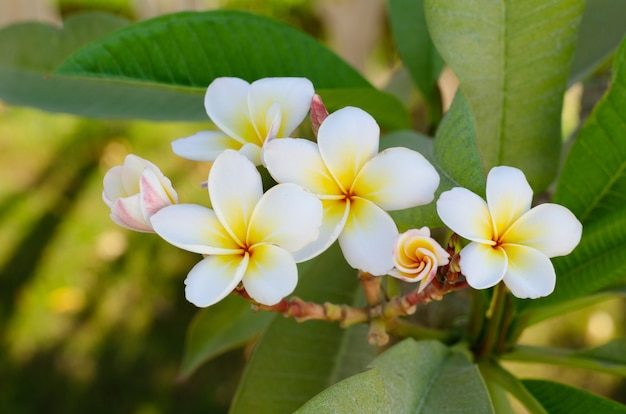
[338,197,397,275]
[110,195,153,232]
[436,187,494,244]
[352,147,440,210]
[262,137,343,195]
[486,166,533,239]
[243,243,298,305]
[458,242,507,289]
[151,204,242,254]
[292,199,349,262]
[185,254,248,307]
[503,203,582,257]
[171,131,243,162]
[204,77,258,144]
[502,244,556,299]
[102,165,124,206]
[317,107,380,192]
[209,150,263,245]
[247,183,323,252]
[139,168,177,218]
[247,77,314,139]
[239,142,263,166]
[121,154,155,195]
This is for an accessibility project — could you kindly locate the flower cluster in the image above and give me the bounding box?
[103,76,582,308]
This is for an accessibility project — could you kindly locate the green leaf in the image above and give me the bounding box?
[388,0,444,121]
[554,39,626,224]
[43,10,407,128]
[298,339,494,413]
[387,91,485,229]
[569,0,626,84]
[177,294,275,381]
[424,0,585,191]
[229,244,377,414]
[523,379,626,413]
[0,13,129,113]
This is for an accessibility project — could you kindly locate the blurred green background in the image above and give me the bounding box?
[0,0,624,413]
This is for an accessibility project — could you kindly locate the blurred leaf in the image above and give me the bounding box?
[37,10,408,129]
[298,339,494,413]
[424,0,584,191]
[523,380,626,413]
[387,91,485,229]
[0,13,129,113]
[229,244,377,414]
[569,0,626,84]
[519,39,626,314]
[178,294,275,381]
[388,0,444,121]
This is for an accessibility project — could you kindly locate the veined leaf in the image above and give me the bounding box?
[297,339,494,413]
[523,380,626,413]
[177,294,275,381]
[229,244,377,414]
[425,0,585,191]
[42,10,408,128]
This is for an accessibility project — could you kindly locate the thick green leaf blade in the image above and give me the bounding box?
[229,244,377,414]
[45,10,407,128]
[554,39,626,224]
[298,339,494,413]
[178,294,275,381]
[523,379,626,413]
[388,0,444,118]
[569,0,626,84]
[424,0,585,191]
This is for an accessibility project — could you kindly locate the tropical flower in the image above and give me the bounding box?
[262,106,440,275]
[172,77,314,165]
[102,154,178,232]
[436,166,583,299]
[389,227,449,291]
[150,150,323,307]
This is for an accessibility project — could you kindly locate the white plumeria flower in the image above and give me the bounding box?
[262,106,440,275]
[150,150,323,307]
[390,227,449,291]
[172,77,314,165]
[436,166,583,299]
[102,154,178,232]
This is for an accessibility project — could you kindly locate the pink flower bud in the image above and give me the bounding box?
[389,227,450,291]
[102,154,178,232]
[310,94,329,138]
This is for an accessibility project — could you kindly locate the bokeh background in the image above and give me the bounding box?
[0,0,624,412]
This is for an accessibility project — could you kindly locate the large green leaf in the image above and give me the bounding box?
[229,244,377,414]
[297,339,494,413]
[177,294,275,381]
[387,91,485,229]
[569,0,626,85]
[424,0,585,191]
[388,0,444,121]
[523,379,626,413]
[39,10,408,128]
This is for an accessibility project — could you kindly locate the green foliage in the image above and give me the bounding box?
[425,0,584,191]
[298,340,494,413]
[523,379,626,413]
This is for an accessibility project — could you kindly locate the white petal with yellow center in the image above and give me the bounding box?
[263,138,343,196]
[351,147,439,210]
[243,243,298,305]
[486,166,533,239]
[150,204,242,254]
[459,242,507,289]
[171,131,243,161]
[205,77,258,143]
[503,203,582,257]
[184,254,249,307]
[502,244,556,298]
[318,107,380,192]
[209,150,263,246]
[437,187,494,244]
[339,197,397,275]
[247,183,322,252]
